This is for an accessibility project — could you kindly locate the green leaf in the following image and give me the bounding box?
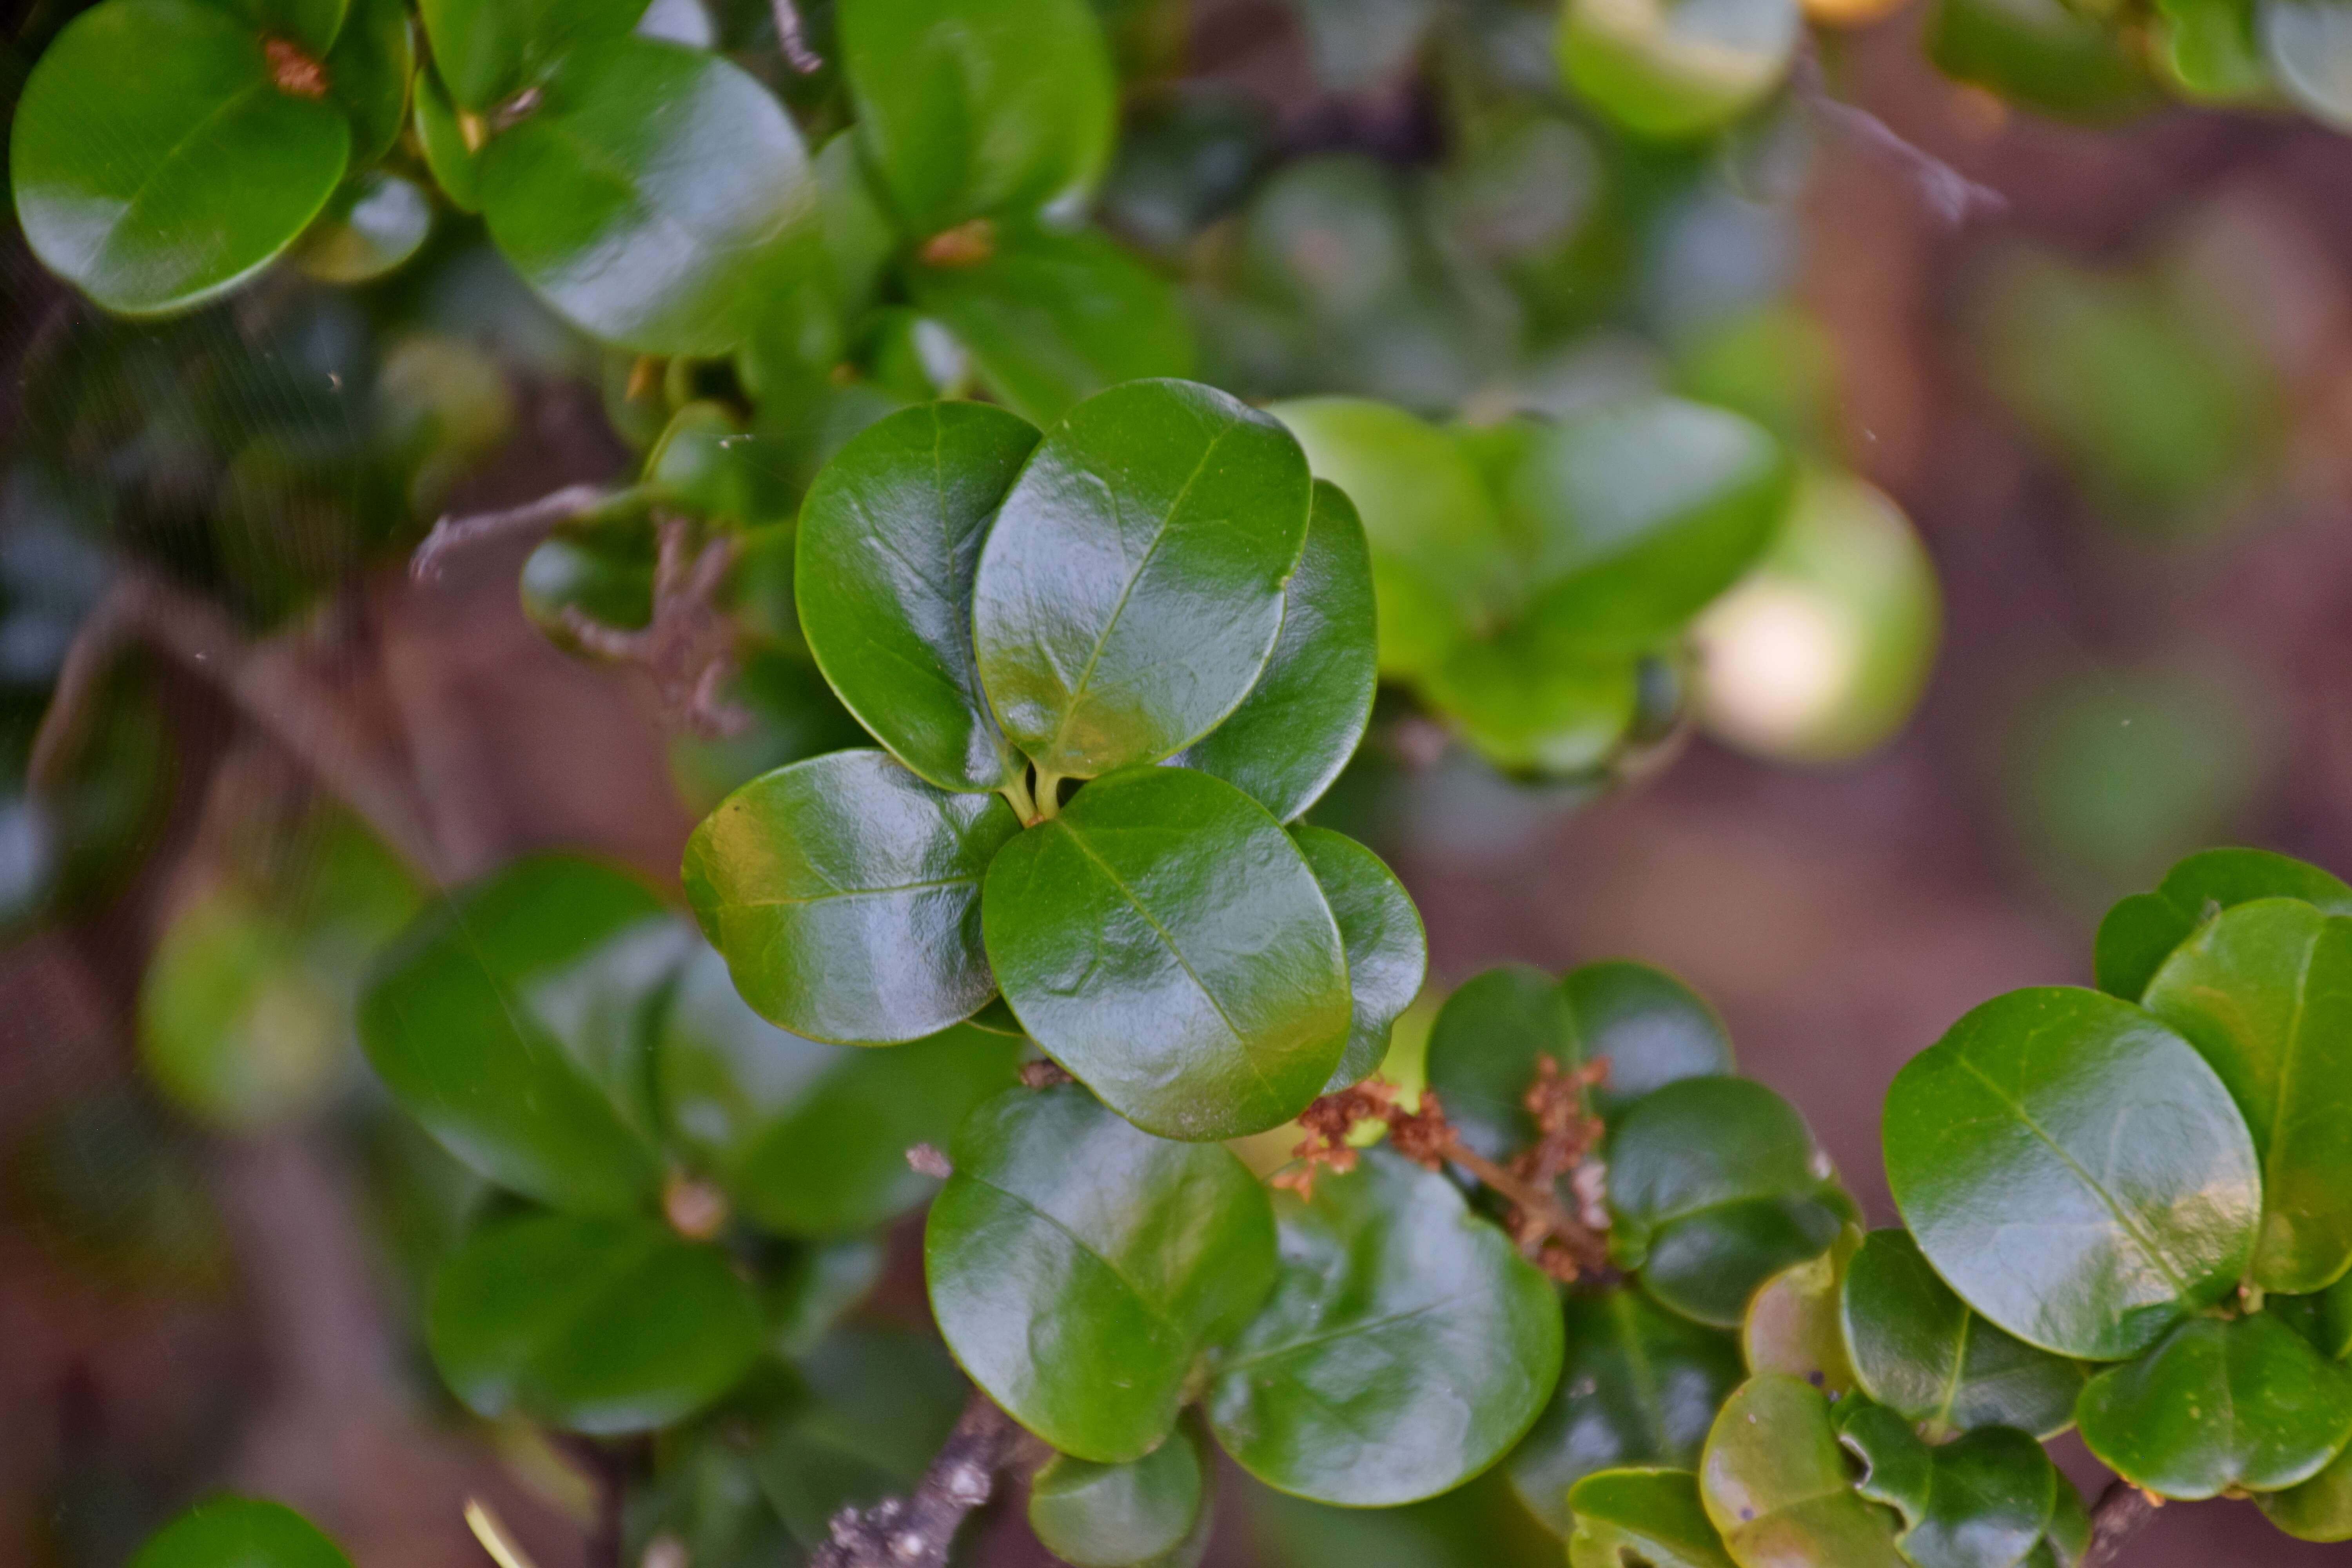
[1289,827,1426,1092]
[479,37,817,355]
[2261,0,2352,129]
[1925,0,2158,122]
[2274,1273,2352,1360]
[925,1085,1276,1461]
[323,0,415,164]
[2156,0,2269,100]
[1209,1149,1563,1506]
[839,0,1116,233]
[1882,987,2262,1360]
[1168,482,1377,824]
[1423,964,1579,1163]
[1029,1415,1214,1568]
[982,766,1349,1140]
[426,1211,763,1433]
[909,225,1196,428]
[654,942,1023,1238]
[2141,898,2352,1292]
[1833,1397,2058,1568]
[1699,1377,1907,1568]
[1557,0,1801,140]
[413,65,481,212]
[2093,847,2352,1001]
[131,1498,353,1568]
[2075,1312,2352,1499]
[1608,1077,1847,1328]
[1566,1470,1736,1568]
[644,403,796,526]
[1417,628,1640,777]
[1567,962,1735,1119]
[1509,1289,1744,1535]
[416,0,644,110]
[758,1325,969,1547]
[795,402,1038,794]
[1839,1229,2085,1442]
[359,855,685,1214]
[2261,1439,2352,1543]
[1742,1227,1861,1400]
[227,0,350,53]
[767,1237,888,1357]
[684,750,1022,1046]
[1269,397,1512,678]
[292,171,433,284]
[971,379,1313,780]
[11,0,352,316]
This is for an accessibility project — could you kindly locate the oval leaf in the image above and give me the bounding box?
[1170,481,1378,824]
[1557,0,1800,141]
[323,0,415,164]
[1418,628,1640,776]
[1882,987,2261,1360]
[2076,1312,2352,1498]
[1207,1149,1564,1507]
[1290,826,1426,1092]
[982,766,1348,1140]
[417,0,644,110]
[132,1498,353,1568]
[684,750,1022,1045]
[971,380,1313,780]
[426,1212,763,1434]
[2093,846,2352,1001]
[1028,1416,1212,1568]
[1423,964,1580,1162]
[1699,1377,1907,1568]
[796,402,1040,793]
[292,170,433,284]
[1833,1397,2059,1568]
[925,1085,1277,1461]
[1741,1227,1862,1400]
[2261,1440,2352,1543]
[1566,1470,1736,1568]
[1567,960,1735,1119]
[13,0,352,316]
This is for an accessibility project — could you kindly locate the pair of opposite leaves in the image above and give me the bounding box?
[685,378,1426,1144]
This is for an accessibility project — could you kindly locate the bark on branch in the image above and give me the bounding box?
[2080,1479,2161,1568]
[811,1392,1031,1568]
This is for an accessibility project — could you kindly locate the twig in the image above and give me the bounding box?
[1791,46,2006,227]
[410,484,614,583]
[555,514,750,738]
[2080,1479,2161,1568]
[769,0,824,73]
[811,1392,1033,1568]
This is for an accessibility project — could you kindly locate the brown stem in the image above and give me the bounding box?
[555,514,749,737]
[811,1392,1033,1568]
[2080,1479,2161,1568]
[769,0,824,73]
[1443,1141,1613,1275]
[409,483,615,583]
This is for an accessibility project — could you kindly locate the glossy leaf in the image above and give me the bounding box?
[1608,1076,1847,1328]
[12,0,352,316]
[684,750,1022,1045]
[1741,1227,1861,1400]
[925,1085,1276,1461]
[2141,898,2352,1292]
[2274,1273,2352,1361]
[131,1498,353,1568]
[644,403,796,526]
[2261,0,2352,129]
[1834,1397,2056,1568]
[2093,847,2352,1001]
[359,856,684,1214]
[2261,1439,2352,1543]
[1028,1416,1213,1568]
[1423,965,1579,1162]
[323,0,415,164]
[1169,481,1378,824]
[1418,629,1640,777]
[839,0,1116,233]
[479,38,817,355]
[1699,1376,1906,1568]
[1566,1470,1736,1568]
[796,402,1039,793]
[654,942,1023,1237]
[982,766,1349,1139]
[909,225,1196,428]
[1208,1149,1564,1506]
[1509,1289,1744,1535]
[971,379,1313,780]
[1839,1229,2085,1442]
[416,0,644,110]
[1290,827,1426,1092]
[2075,1312,2352,1499]
[1567,961,1735,1119]
[426,1212,763,1433]
[413,66,481,212]
[292,171,433,283]
[1557,0,1802,140]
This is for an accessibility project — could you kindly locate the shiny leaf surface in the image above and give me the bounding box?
[412,65,481,212]
[416,0,644,110]
[1567,961,1735,1119]
[1290,827,1426,1092]
[1558,0,1802,140]
[2260,1439,2352,1542]
[1423,964,1580,1163]
[1418,630,1640,777]
[1834,1397,2057,1568]
[323,0,414,164]
[1700,1377,1906,1568]
[1741,1227,1861,1400]
[1028,1415,1213,1568]
[1566,1470,1736,1568]
[2093,847,2352,1001]
[132,1498,353,1568]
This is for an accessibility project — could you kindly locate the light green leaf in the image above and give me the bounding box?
[2093,847,2352,1001]
[131,1498,353,1568]
[1741,1226,1861,1400]
[1290,827,1426,1092]
[1700,1377,1907,1568]
[1557,0,1801,140]
[416,0,644,111]
[1833,1397,2058,1568]
[1566,1470,1736,1568]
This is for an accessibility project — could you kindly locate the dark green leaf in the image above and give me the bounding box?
[1423,965,1579,1163]
[766,1236,886,1357]
[479,37,817,355]
[1566,962,1735,1119]
[1557,0,1800,140]
[971,379,1313,780]
[413,65,481,212]
[2260,0,2352,128]
[759,1325,969,1547]
[292,171,433,283]
[416,0,644,110]
[1289,827,1426,1092]
[12,0,352,316]
[1699,1377,1906,1567]
[359,855,686,1214]
[1839,1229,2085,1442]
[926,1085,1276,1461]
[1566,1470,1735,1568]
[2092,847,2352,1001]
[1608,1077,1846,1328]
[521,511,655,646]
[684,750,1022,1045]
[795,402,1039,794]
[1509,1289,1744,1535]
[323,0,414,163]
[132,1498,353,1568]
[644,402,797,526]
[1029,1415,1214,1568]
[982,766,1349,1140]
[1741,1226,1861,1400]
[1882,987,2261,1360]
[1170,481,1378,824]
[2141,898,2352,1293]
[426,1211,762,1433]
[2273,1273,2352,1360]
[909,225,1196,428]
[1417,628,1639,777]
[227,0,350,53]
[1207,1149,1564,1506]
[840,0,1116,233]
[2075,1312,2352,1498]
[654,941,1023,1237]
[2261,1439,2352,1543]
[1926,0,2158,121]
[1834,1397,2057,1568]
